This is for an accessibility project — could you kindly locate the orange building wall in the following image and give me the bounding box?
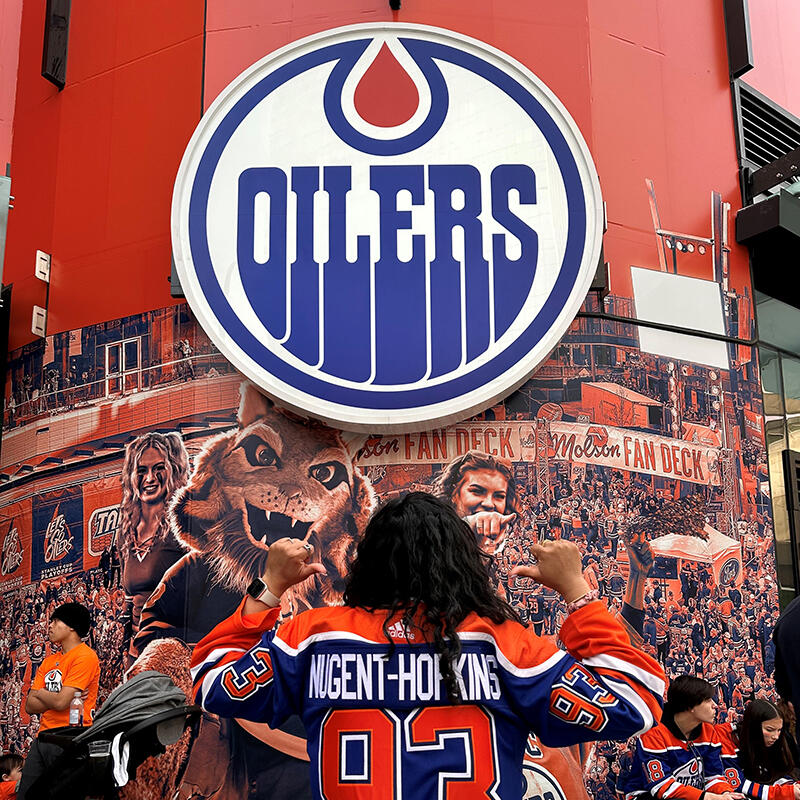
[745,0,800,117]
[0,0,23,171]
[4,0,752,353]
[3,0,204,351]
[580,383,656,430]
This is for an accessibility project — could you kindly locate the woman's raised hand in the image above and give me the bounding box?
[509,540,591,603]
[264,537,327,597]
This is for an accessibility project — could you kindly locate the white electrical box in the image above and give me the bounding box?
[32,305,47,337]
[35,250,51,282]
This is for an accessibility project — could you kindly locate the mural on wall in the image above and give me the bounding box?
[0,0,777,795]
[0,243,777,799]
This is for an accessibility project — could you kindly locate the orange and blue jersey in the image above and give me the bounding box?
[619,716,733,800]
[191,599,665,799]
[715,722,798,800]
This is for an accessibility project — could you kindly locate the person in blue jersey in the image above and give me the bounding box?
[619,675,742,800]
[191,492,665,799]
[716,698,800,799]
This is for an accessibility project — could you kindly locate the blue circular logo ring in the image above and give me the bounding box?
[173,24,603,431]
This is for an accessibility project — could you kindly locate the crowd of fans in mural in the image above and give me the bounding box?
[0,566,126,760]
[487,463,782,798]
[0,457,790,798]
[3,330,235,431]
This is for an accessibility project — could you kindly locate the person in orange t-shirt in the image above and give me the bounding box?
[18,603,99,800]
[0,753,23,799]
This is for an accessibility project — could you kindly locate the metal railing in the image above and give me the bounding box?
[3,353,237,431]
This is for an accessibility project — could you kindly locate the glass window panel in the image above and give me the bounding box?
[760,347,786,418]
[124,339,139,371]
[782,356,800,450]
[756,292,800,352]
[106,345,120,375]
[766,418,787,466]
[755,299,800,599]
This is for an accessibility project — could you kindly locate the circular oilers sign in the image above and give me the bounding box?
[172,23,603,432]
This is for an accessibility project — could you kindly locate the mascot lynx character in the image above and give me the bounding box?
[173,381,373,611]
[124,382,375,800]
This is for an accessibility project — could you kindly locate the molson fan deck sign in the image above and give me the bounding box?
[172,24,603,431]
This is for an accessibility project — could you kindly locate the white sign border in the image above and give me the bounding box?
[171,22,604,433]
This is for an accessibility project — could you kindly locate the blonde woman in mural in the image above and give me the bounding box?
[118,432,189,664]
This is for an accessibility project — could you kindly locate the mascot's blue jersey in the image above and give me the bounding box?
[191,600,665,800]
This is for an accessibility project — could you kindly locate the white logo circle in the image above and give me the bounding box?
[172,23,603,431]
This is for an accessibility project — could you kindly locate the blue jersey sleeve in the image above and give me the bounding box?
[498,601,665,747]
[190,601,302,729]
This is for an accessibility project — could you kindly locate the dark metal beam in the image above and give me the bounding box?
[750,145,800,197]
[737,189,800,243]
[723,0,753,78]
[736,190,800,310]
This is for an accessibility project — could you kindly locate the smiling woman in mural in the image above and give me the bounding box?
[433,450,520,553]
[118,431,190,661]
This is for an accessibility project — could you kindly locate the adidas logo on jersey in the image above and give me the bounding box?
[387,621,415,640]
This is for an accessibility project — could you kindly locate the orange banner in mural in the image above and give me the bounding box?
[82,476,122,570]
[0,498,32,592]
[356,423,536,466]
[548,422,721,486]
[356,421,721,486]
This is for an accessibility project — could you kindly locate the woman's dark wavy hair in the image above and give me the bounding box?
[736,698,798,784]
[343,491,520,704]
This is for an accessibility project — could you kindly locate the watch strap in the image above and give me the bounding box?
[257,586,282,608]
[247,577,281,608]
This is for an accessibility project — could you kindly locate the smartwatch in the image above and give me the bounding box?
[246,577,281,607]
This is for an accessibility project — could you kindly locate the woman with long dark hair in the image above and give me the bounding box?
[717,698,800,799]
[191,492,665,799]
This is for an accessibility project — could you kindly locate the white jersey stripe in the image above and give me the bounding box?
[199,662,237,711]
[190,646,244,681]
[581,654,666,696]
[272,630,380,656]
[458,632,569,678]
[661,780,681,797]
[639,744,693,754]
[596,674,655,736]
[650,775,672,791]
[273,627,570,678]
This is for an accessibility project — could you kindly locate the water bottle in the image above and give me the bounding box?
[69,690,84,726]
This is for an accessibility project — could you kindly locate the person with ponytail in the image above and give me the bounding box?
[191,492,665,799]
[717,698,800,799]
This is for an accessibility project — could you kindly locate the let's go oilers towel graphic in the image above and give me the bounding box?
[172,24,603,431]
